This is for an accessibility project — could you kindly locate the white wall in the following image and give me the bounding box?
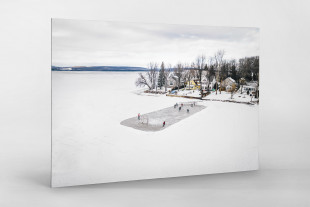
[1,0,310,206]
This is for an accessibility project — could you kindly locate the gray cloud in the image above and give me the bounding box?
[52,19,259,67]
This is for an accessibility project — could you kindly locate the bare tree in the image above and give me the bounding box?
[194,55,206,99]
[184,63,194,90]
[230,83,236,99]
[146,62,158,90]
[206,57,215,86]
[135,62,158,91]
[164,63,172,92]
[173,63,185,91]
[214,50,225,94]
[239,77,246,94]
[135,73,152,90]
[255,71,259,101]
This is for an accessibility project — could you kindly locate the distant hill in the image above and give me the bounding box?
[51,66,148,71]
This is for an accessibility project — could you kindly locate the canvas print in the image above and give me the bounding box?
[52,19,259,187]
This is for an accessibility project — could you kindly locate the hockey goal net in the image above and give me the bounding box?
[138,115,149,125]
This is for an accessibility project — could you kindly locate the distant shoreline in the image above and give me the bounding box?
[51,66,148,72]
[52,70,146,72]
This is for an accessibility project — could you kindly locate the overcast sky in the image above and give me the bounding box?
[52,19,259,67]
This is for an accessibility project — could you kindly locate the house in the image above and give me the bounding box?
[201,78,208,85]
[202,77,218,91]
[167,73,177,88]
[243,85,256,93]
[243,81,258,94]
[168,78,177,88]
[185,78,209,90]
[201,78,208,90]
[185,80,200,90]
[210,77,217,90]
[238,81,258,94]
[221,77,236,92]
[167,73,185,89]
[247,81,258,88]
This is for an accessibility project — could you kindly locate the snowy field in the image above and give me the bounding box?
[52,71,259,187]
[204,91,259,103]
[171,89,201,97]
[169,88,258,103]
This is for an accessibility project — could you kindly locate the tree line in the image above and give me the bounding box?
[136,50,259,99]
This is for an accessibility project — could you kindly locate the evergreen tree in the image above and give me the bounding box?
[209,65,215,82]
[157,62,165,89]
[231,64,237,81]
[237,56,259,81]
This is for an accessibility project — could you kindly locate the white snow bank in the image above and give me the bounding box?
[204,91,258,103]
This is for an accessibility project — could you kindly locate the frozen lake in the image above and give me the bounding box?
[52,71,259,187]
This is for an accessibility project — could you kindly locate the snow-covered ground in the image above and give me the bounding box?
[52,71,259,187]
[163,88,259,103]
[171,89,201,97]
[204,91,259,103]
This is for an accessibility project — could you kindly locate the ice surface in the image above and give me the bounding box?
[120,104,206,131]
[52,71,259,187]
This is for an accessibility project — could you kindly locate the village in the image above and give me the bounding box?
[136,53,259,104]
[165,75,259,104]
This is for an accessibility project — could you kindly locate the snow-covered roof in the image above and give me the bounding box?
[246,81,258,87]
[168,73,178,80]
[226,77,236,83]
[244,85,256,89]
